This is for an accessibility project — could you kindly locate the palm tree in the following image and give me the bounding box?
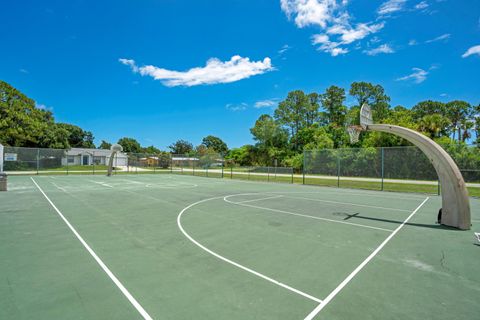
[418,114,451,139]
[446,100,471,141]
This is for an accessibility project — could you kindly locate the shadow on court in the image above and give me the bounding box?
[334,212,462,231]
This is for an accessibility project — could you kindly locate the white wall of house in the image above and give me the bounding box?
[61,148,128,166]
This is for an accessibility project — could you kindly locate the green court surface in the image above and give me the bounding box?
[1,174,479,319]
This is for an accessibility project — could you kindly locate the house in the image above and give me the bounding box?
[61,148,128,167]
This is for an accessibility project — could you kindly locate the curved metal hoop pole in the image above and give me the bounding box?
[367,124,471,230]
[107,151,117,177]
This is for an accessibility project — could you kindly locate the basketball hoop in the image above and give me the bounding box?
[347,125,363,144]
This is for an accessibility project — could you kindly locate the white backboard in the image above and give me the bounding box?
[360,103,373,129]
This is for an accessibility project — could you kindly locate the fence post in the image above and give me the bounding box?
[267,166,270,182]
[36,148,40,175]
[193,159,195,176]
[337,152,340,188]
[291,169,294,184]
[221,161,224,178]
[170,154,173,174]
[92,151,95,175]
[248,168,250,180]
[381,147,384,191]
[437,179,440,195]
[302,151,306,185]
[66,150,69,175]
[230,166,233,179]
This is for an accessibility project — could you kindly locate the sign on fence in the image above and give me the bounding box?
[4,153,17,161]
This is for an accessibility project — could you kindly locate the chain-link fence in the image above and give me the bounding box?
[304,145,480,194]
[171,153,224,178]
[223,166,294,184]
[1,145,478,194]
[1,146,128,175]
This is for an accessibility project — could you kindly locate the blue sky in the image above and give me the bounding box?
[1,0,479,149]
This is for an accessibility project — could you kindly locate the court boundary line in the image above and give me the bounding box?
[282,195,411,212]
[177,195,323,304]
[224,194,393,232]
[30,177,153,320]
[303,196,429,320]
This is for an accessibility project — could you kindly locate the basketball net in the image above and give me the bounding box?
[347,125,363,144]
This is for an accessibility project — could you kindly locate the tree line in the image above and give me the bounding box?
[1,80,479,171]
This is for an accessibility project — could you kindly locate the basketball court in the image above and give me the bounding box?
[1,174,479,319]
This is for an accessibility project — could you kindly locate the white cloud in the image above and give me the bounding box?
[377,0,407,16]
[19,68,29,74]
[415,1,429,9]
[225,103,248,112]
[364,44,394,56]
[280,0,339,29]
[278,44,291,54]
[462,45,480,58]
[425,33,450,43]
[281,1,384,56]
[255,99,279,108]
[119,55,273,87]
[397,67,429,83]
[408,39,418,46]
[328,22,385,44]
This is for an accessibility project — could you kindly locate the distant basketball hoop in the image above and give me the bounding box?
[111,144,123,152]
[107,144,123,176]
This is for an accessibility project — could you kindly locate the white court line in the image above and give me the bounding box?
[51,182,67,192]
[88,180,114,188]
[235,195,284,204]
[303,197,429,320]
[177,196,323,303]
[30,177,153,320]
[224,195,393,233]
[283,195,411,213]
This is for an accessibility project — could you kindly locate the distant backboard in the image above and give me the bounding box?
[360,103,373,129]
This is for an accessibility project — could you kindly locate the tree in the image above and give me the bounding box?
[117,137,142,153]
[305,93,320,126]
[320,85,347,126]
[250,114,288,165]
[251,115,288,148]
[201,135,228,154]
[98,140,112,150]
[225,145,255,166]
[57,123,95,148]
[412,100,447,120]
[168,139,193,154]
[474,104,480,146]
[274,90,311,151]
[298,125,334,150]
[349,82,391,121]
[418,114,452,139]
[0,80,69,148]
[445,100,471,141]
[142,145,161,154]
